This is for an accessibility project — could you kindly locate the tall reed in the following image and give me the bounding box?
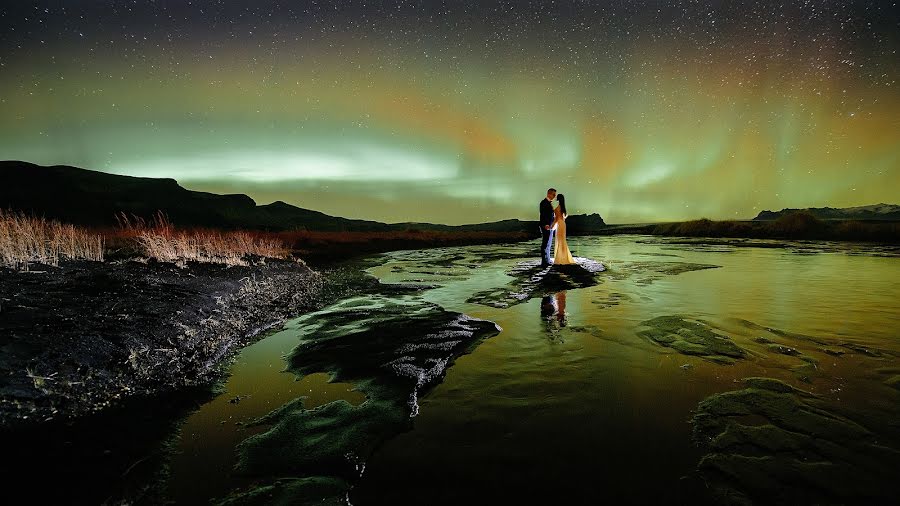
[116,212,286,265]
[0,210,104,270]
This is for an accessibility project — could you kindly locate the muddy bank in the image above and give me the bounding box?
[0,258,325,427]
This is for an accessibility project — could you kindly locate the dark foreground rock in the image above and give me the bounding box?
[225,293,501,504]
[0,258,324,427]
[690,377,900,505]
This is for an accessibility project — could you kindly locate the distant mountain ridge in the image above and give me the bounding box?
[753,204,900,221]
[0,161,606,234]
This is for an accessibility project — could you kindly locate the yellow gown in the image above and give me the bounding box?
[553,208,576,265]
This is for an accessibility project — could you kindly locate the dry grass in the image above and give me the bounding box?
[115,212,287,265]
[0,210,104,270]
[0,210,289,269]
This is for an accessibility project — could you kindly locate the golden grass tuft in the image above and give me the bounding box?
[0,210,104,270]
[115,212,286,265]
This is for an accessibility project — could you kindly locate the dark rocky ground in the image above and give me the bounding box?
[0,258,327,427]
[0,256,383,504]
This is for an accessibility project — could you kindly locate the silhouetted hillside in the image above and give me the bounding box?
[753,204,900,221]
[0,161,605,235]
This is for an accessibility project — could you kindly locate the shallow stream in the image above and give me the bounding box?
[168,235,900,504]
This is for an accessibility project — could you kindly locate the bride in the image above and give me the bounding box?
[552,194,576,265]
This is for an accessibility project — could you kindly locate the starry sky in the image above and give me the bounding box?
[1,1,898,224]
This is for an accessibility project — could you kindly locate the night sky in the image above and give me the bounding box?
[1,1,898,224]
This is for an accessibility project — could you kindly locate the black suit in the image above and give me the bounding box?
[539,199,555,265]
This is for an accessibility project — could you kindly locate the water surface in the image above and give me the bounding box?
[168,235,900,504]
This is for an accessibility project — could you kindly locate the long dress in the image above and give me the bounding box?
[553,208,576,265]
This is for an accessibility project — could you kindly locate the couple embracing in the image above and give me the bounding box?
[538,188,576,267]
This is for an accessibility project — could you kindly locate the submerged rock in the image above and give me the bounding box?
[380,246,533,285]
[886,375,900,390]
[840,343,885,358]
[791,355,821,383]
[568,325,604,337]
[591,291,633,308]
[218,476,349,506]
[691,377,900,505]
[637,316,746,364]
[600,260,720,286]
[238,395,406,479]
[233,294,500,502]
[876,367,900,391]
[280,295,500,416]
[766,343,801,356]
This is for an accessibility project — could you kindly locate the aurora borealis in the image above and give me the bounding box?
[1,1,897,224]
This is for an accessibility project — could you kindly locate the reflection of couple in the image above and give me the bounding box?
[541,291,568,336]
[539,188,576,267]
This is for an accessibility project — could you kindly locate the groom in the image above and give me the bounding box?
[539,187,557,266]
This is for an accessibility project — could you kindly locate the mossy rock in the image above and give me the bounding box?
[766,343,800,356]
[284,296,500,411]
[691,377,900,504]
[790,356,821,383]
[637,316,745,363]
[840,343,885,358]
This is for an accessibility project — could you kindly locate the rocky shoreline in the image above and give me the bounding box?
[0,258,328,428]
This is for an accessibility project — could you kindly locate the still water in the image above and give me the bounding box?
[168,235,900,504]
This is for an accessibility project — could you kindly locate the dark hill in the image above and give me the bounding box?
[0,161,605,234]
[0,161,390,231]
[753,204,900,221]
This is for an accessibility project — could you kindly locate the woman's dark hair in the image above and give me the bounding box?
[557,193,567,215]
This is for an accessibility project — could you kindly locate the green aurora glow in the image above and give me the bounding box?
[1,2,897,224]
